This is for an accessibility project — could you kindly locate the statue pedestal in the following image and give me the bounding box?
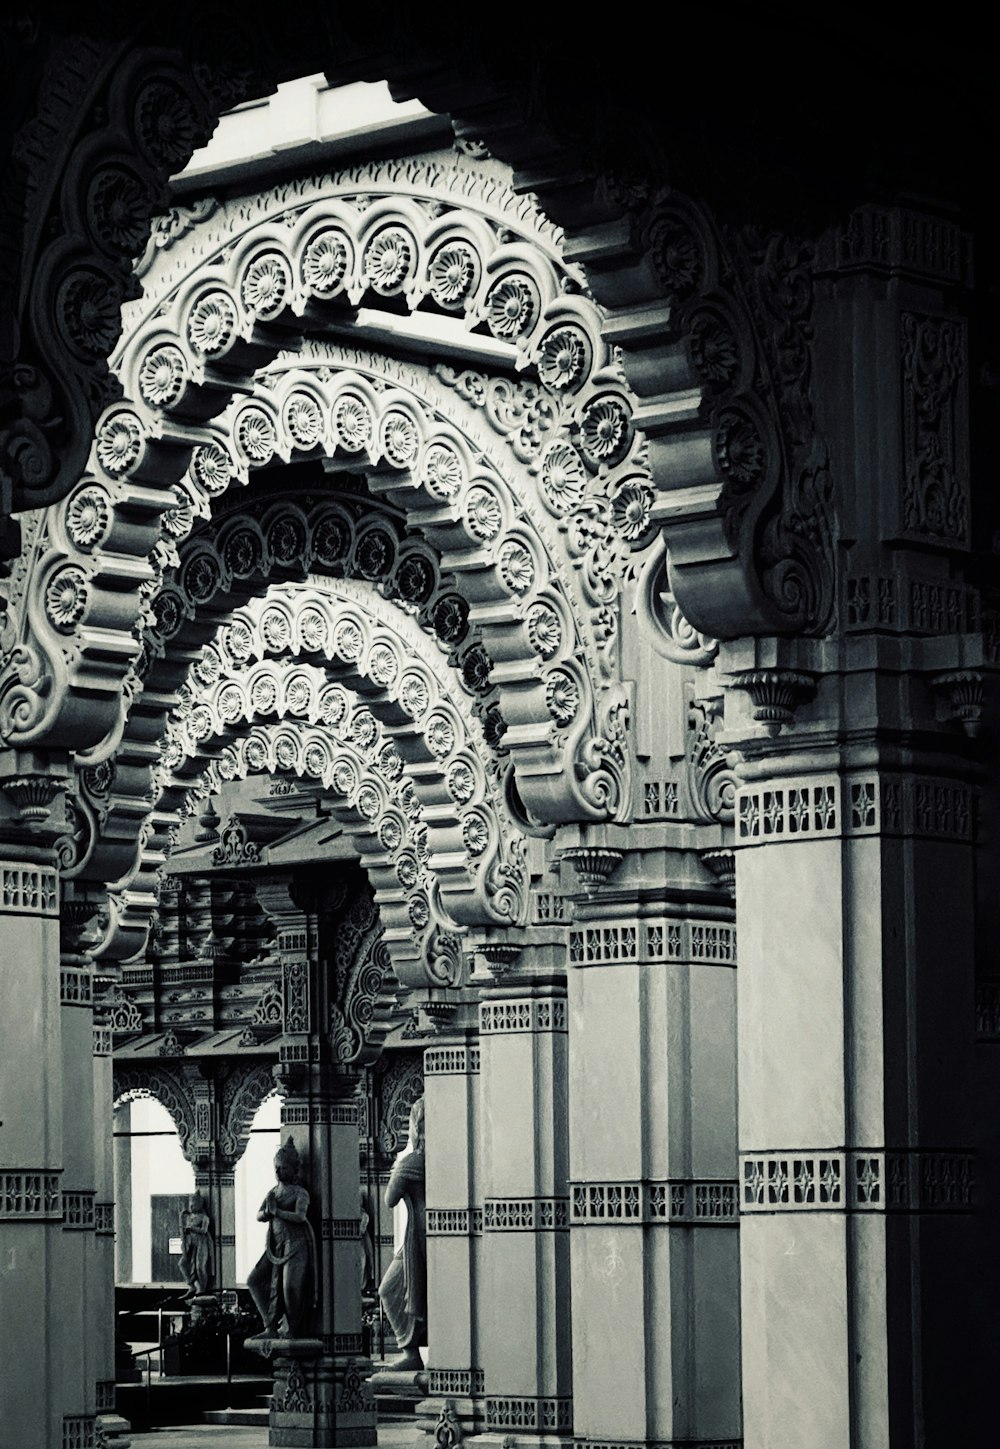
[244,1337,377,1448]
[369,1365,428,1419]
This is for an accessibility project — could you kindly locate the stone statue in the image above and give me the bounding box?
[178,1191,215,1298]
[247,1136,317,1338]
[378,1096,426,1369]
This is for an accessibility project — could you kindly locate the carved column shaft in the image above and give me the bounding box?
[422,1027,482,1429]
[733,748,981,1446]
[567,863,741,1449]
[0,859,67,1448]
[475,940,572,1448]
[92,982,119,1426]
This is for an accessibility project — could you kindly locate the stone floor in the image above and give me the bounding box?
[131,1417,421,1448]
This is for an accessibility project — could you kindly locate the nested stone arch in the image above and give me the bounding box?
[218,1063,279,1167]
[113,1066,197,1162]
[201,723,449,989]
[0,15,843,666]
[78,570,526,945]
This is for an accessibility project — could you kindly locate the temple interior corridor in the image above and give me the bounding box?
[1,9,998,1448]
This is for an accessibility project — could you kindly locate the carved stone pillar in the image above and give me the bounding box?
[0,845,67,1448]
[264,1070,375,1449]
[472,936,573,1449]
[730,721,983,1445]
[565,850,741,1449]
[92,973,126,1438]
[419,1024,483,1437]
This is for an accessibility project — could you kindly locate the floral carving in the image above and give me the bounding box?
[138,344,187,407]
[486,275,538,338]
[302,229,352,295]
[381,410,419,466]
[333,394,373,452]
[527,603,561,659]
[540,441,586,512]
[422,442,463,498]
[429,241,480,309]
[135,80,200,168]
[432,594,469,644]
[466,485,503,540]
[187,291,238,354]
[313,515,351,565]
[537,326,590,391]
[461,813,490,855]
[87,166,152,255]
[610,480,654,541]
[395,554,434,604]
[235,406,277,464]
[241,252,292,317]
[580,395,630,464]
[714,408,766,489]
[95,413,142,475]
[45,567,89,631]
[364,226,416,295]
[66,487,111,549]
[193,442,233,495]
[398,672,429,718]
[355,529,393,580]
[498,541,534,594]
[57,268,122,357]
[285,392,324,449]
[545,669,580,726]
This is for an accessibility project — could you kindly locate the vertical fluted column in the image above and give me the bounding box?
[474,937,572,1449]
[565,848,741,1449]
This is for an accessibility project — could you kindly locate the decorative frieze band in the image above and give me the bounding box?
[92,1025,112,1056]
[569,919,735,969]
[322,1217,362,1240]
[736,775,973,846]
[486,1396,573,1432]
[1,865,58,916]
[95,1380,116,1413]
[424,1045,481,1075]
[62,1416,96,1449]
[280,1102,359,1126]
[480,998,567,1034]
[427,1207,471,1235]
[60,967,93,1006]
[483,1197,569,1231]
[570,1180,738,1226]
[429,1368,486,1397]
[740,1150,974,1212]
[0,1170,62,1220]
[321,1332,364,1356]
[220,1233,236,1247]
[94,1202,114,1235]
[533,890,566,923]
[63,1190,96,1230]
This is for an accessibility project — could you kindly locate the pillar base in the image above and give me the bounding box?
[415,1393,484,1446]
[247,1341,377,1449]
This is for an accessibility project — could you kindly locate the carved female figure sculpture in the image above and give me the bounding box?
[378,1096,426,1369]
[247,1137,317,1338]
[178,1191,215,1298]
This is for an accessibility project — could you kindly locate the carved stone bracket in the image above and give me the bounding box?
[728,669,817,736]
[929,670,985,738]
[560,846,624,888]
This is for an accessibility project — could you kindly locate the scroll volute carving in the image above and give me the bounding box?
[624,194,836,641]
